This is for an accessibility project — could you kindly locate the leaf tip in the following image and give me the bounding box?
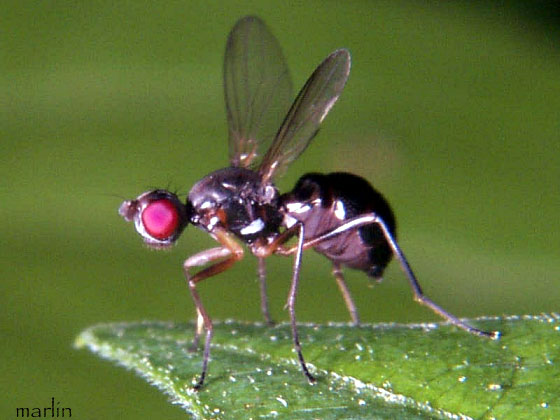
[73,328,94,350]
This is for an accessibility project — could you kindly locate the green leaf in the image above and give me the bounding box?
[75,314,559,419]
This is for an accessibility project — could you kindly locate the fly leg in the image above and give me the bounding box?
[257,257,274,326]
[282,214,499,339]
[332,263,360,326]
[253,223,315,383]
[370,216,499,339]
[184,246,232,352]
[271,238,360,326]
[286,222,315,383]
[183,229,244,389]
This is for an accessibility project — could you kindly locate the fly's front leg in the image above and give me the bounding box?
[183,229,244,389]
[184,246,232,352]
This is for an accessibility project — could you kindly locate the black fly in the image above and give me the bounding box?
[119,16,499,389]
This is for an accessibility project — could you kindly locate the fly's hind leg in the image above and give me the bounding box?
[281,214,499,339]
[371,216,499,339]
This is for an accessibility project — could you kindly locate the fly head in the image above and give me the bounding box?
[119,190,189,248]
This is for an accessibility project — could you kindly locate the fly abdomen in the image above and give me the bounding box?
[281,172,396,277]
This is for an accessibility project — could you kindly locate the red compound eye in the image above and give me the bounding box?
[141,199,179,240]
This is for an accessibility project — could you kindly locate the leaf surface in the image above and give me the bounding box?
[75,314,559,419]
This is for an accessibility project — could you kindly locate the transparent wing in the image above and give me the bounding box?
[224,16,293,168]
[258,49,351,183]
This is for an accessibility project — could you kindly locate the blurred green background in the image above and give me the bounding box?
[2,1,559,418]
